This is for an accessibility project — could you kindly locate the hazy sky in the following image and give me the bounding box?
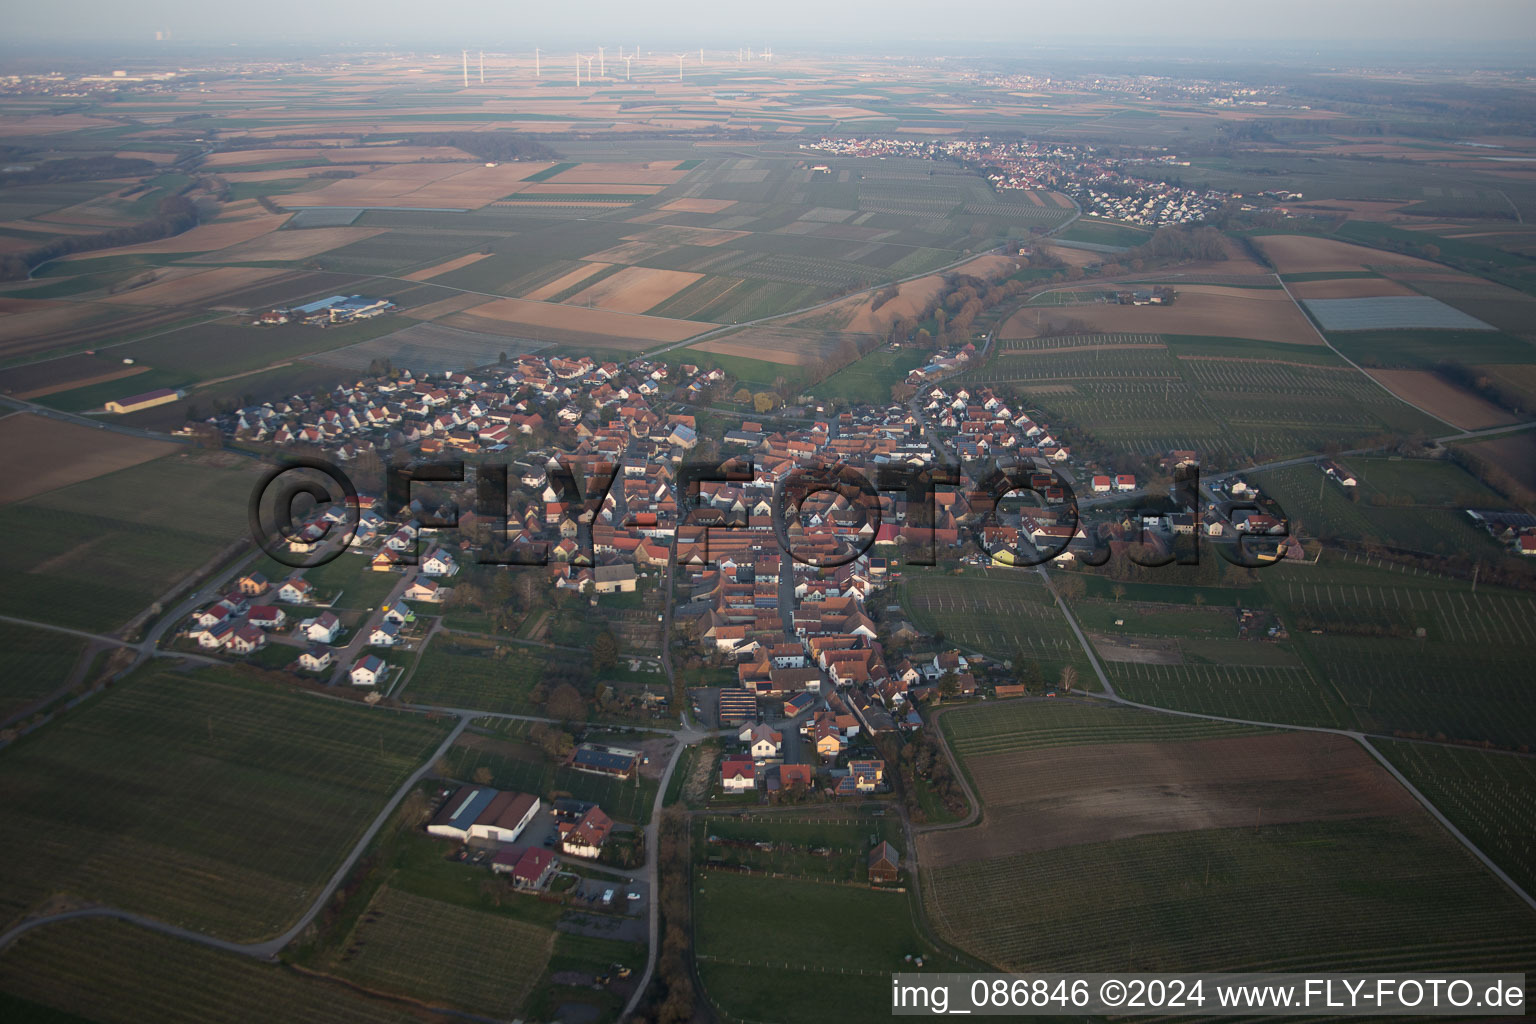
[7,0,1536,52]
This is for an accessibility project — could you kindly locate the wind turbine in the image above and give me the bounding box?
[676,53,687,81]
[479,50,485,84]
[699,47,704,64]
[575,53,581,86]
[461,50,469,88]
[624,55,633,82]
[599,46,605,77]
[535,47,541,78]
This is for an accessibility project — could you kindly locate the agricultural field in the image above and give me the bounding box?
[927,696,1535,976]
[900,570,1093,682]
[1362,368,1520,429]
[330,886,553,1017]
[1106,660,1351,728]
[0,453,261,632]
[926,729,1410,865]
[0,919,432,1024]
[1251,461,1506,558]
[400,642,546,714]
[0,412,175,504]
[1259,562,1536,745]
[1376,741,1536,897]
[0,664,451,940]
[694,870,961,1024]
[923,815,1536,974]
[938,698,1271,761]
[0,620,86,723]
[809,345,925,403]
[438,731,658,823]
[1001,284,1323,347]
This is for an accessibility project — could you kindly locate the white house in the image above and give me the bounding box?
[226,625,267,655]
[298,647,333,673]
[369,620,402,646]
[195,620,236,649]
[247,606,286,630]
[720,756,758,793]
[277,577,314,604]
[738,723,783,760]
[381,601,414,626]
[404,579,442,603]
[303,611,340,645]
[350,654,387,687]
[420,547,458,577]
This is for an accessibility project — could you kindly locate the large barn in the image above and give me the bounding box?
[427,785,540,844]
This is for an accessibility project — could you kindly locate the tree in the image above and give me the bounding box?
[733,387,752,404]
[473,766,494,784]
[1059,665,1078,694]
[1112,583,1127,602]
[1054,574,1086,602]
[938,671,958,699]
[753,392,778,414]
[592,630,618,673]
[545,681,585,722]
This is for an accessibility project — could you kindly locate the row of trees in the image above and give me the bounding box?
[0,194,198,281]
[636,807,695,1024]
[0,155,158,186]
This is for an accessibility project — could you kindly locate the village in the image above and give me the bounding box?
[180,343,1301,766]
[806,135,1237,226]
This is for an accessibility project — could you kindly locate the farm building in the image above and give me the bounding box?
[717,688,758,723]
[469,791,540,844]
[592,564,637,593]
[428,786,540,844]
[492,846,558,889]
[571,744,641,779]
[869,841,900,883]
[105,388,185,414]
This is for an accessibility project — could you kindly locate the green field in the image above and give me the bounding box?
[0,621,86,721]
[939,698,1271,760]
[924,815,1536,973]
[440,733,659,823]
[1378,741,1536,899]
[1054,218,1151,249]
[0,665,450,940]
[332,886,552,1016]
[901,571,1092,681]
[811,346,925,404]
[695,870,961,1024]
[0,919,427,1024]
[402,642,545,713]
[0,455,260,632]
[1106,659,1352,728]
